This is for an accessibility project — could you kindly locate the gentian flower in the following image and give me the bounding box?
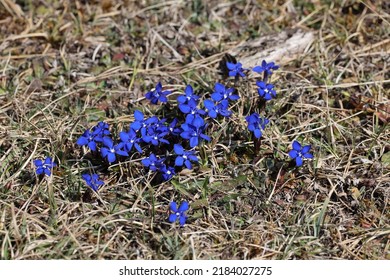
[226,61,246,78]
[34,157,56,176]
[119,129,142,153]
[245,113,269,139]
[76,129,98,151]
[288,140,314,167]
[174,144,198,169]
[253,60,279,77]
[168,201,189,226]
[256,81,277,101]
[203,99,231,119]
[180,116,210,147]
[177,85,199,105]
[91,121,110,142]
[100,137,129,163]
[130,110,158,132]
[145,82,170,104]
[82,173,104,191]
[168,118,182,136]
[142,153,165,171]
[141,125,169,146]
[159,165,176,181]
[211,83,239,102]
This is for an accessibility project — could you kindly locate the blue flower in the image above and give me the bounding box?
[76,121,110,150]
[256,81,277,101]
[91,121,110,142]
[288,141,314,167]
[100,137,129,163]
[130,110,158,132]
[245,113,269,139]
[145,82,171,105]
[142,153,165,172]
[211,83,239,102]
[168,118,182,136]
[177,85,199,105]
[141,125,169,146]
[203,99,231,119]
[168,201,189,226]
[174,144,198,169]
[76,129,98,151]
[119,129,142,153]
[82,173,104,191]
[160,165,176,181]
[253,60,279,76]
[226,61,246,78]
[34,157,56,176]
[180,116,211,147]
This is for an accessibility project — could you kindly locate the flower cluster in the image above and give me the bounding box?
[32,58,314,229]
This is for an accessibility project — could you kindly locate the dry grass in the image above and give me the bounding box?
[0,0,389,260]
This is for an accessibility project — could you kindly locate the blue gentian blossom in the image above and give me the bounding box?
[204,99,231,119]
[211,83,239,102]
[253,60,279,77]
[141,125,169,146]
[288,141,314,167]
[34,157,56,176]
[100,137,129,163]
[76,129,98,151]
[184,105,206,124]
[177,85,199,105]
[160,165,176,181]
[145,82,171,104]
[174,144,198,169]
[119,129,142,153]
[245,113,269,139]
[142,153,165,171]
[180,116,211,147]
[82,173,104,191]
[130,110,158,132]
[168,118,182,136]
[76,121,110,150]
[168,201,189,226]
[226,62,246,78]
[179,98,205,116]
[91,121,110,142]
[256,81,277,101]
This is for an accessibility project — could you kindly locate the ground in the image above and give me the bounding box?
[0,0,389,260]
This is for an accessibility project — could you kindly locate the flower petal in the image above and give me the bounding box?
[103,137,113,148]
[174,144,184,155]
[292,140,301,151]
[34,159,43,167]
[107,153,116,163]
[170,201,178,212]
[77,136,88,146]
[169,213,178,223]
[185,85,193,96]
[190,137,199,148]
[304,153,314,159]
[179,215,187,226]
[288,150,298,159]
[178,201,189,212]
[295,156,303,167]
[301,145,311,154]
[43,168,51,176]
[134,110,144,121]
